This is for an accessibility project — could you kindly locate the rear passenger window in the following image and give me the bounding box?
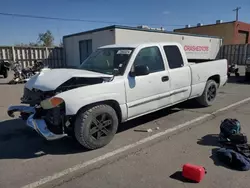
[134,46,165,73]
[163,46,184,69]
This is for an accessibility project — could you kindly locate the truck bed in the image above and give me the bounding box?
[189,59,228,98]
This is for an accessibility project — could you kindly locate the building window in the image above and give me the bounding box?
[163,45,184,69]
[133,46,165,73]
[79,39,92,64]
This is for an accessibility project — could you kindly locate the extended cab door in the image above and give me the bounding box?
[124,45,171,119]
[162,45,192,104]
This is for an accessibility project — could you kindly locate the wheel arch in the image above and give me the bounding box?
[207,74,220,86]
[76,100,123,123]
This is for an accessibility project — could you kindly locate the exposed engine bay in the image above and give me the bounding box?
[21,77,107,106]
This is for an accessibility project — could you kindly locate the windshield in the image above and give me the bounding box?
[78,48,134,75]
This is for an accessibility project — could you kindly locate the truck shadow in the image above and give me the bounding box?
[0,119,85,159]
[118,107,181,132]
[227,75,250,85]
[0,101,201,160]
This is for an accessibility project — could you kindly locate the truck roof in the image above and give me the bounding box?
[99,42,181,49]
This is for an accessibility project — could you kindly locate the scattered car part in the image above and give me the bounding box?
[8,60,45,84]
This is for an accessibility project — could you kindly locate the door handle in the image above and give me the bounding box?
[161,76,169,82]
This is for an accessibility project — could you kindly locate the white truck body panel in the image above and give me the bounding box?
[189,60,228,98]
[23,42,228,122]
[63,26,222,67]
[25,68,112,91]
[9,42,228,145]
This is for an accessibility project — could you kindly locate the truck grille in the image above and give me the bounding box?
[21,88,54,105]
[33,104,65,135]
[21,88,44,105]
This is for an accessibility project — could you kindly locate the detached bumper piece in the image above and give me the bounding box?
[7,105,67,141]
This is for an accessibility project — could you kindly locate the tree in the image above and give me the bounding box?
[29,42,40,47]
[38,30,54,47]
[58,40,63,47]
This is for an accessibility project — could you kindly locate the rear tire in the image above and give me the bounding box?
[197,80,218,107]
[74,104,119,150]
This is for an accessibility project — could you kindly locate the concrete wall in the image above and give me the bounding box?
[63,29,115,67]
[114,28,221,60]
[174,22,235,45]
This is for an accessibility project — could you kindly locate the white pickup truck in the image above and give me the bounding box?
[7,42,228,150]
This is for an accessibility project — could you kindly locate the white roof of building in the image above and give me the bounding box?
[99,42,180,49]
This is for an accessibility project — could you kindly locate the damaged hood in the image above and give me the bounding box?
[25,68,112,91]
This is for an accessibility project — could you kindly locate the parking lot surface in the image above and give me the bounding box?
[0,75,250,188]
[57,101,250,188]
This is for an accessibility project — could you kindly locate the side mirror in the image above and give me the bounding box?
[130,65,150,77]
[112,68,120,76]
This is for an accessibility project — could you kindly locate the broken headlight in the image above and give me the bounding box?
[40,97,64,110]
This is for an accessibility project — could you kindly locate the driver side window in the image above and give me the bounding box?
[133,46,165,73]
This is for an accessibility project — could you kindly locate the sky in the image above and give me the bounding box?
[0,0,249,45]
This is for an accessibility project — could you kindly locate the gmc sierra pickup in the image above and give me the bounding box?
[7,42,228,150]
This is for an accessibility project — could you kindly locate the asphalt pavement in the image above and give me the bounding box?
[0,73,250,188]
[56,102,250,188]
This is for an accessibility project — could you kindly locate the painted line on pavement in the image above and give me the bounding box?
[21,96,250,188]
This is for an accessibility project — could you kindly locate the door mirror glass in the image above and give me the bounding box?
[130,65,149,77]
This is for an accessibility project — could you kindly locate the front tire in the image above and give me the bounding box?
[197,80,218,107]
[74,104,119,150]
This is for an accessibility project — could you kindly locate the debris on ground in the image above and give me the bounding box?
[182,163,207,183]
[134,128,153,133]
[216,148,250,171]
[213,118,250,171]
[134,127,160,133]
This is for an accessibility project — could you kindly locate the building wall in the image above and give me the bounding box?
[234,21,250,44]
[174,21,250,45]
[174,22,235,45]
[115,28,222,60]
[63,29,115,67]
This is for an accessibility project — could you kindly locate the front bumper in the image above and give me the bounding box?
[7,105,67,140]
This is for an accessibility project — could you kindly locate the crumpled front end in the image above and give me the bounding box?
[7,104,68,141]
[6,68,111,141]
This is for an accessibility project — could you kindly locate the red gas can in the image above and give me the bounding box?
[182,163,206,183]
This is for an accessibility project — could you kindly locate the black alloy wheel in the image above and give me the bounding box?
[207,84,216,102]
[74,104,119,150]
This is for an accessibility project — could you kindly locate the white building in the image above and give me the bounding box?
[63,25,222,67]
